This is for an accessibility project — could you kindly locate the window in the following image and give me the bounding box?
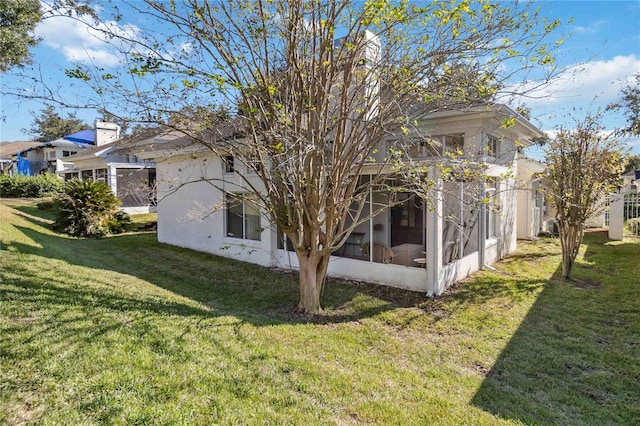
[95,168,107,182]
[424,134,465,156]
[81,170,93,180]
[487,136,500,157]
[444,134,464,154]
[226,193,261,240]
[62,150,76,157]
[223,155,235,173]
[486,180,498,239]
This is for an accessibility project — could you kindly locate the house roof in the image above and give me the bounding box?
[133,120,248,160]
[135,104,545,159]
[63,129,94,144]
[418,104,545,143]
[66,126,178,161]
[0,141,41,159]
[519,156,546,173]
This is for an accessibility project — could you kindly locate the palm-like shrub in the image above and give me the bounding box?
[54,178,130,237]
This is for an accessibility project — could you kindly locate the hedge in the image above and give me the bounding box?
[0,173,64,198]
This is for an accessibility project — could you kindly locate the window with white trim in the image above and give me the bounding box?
[487,136,500,157]
[486,180,498,239]
[226,193,261,241]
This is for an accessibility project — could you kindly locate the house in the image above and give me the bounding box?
[0,141,41,174]
[621,169,640,193]
[135,104,545,295]
[59,125,178,214]
[516,156,552,239]
[12,122,120,176]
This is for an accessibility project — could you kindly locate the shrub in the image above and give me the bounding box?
[53,178,130,238]
[627,218,640,236]
[0,173,63,197]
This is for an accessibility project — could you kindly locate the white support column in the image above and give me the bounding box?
[108,165,118,195]
[426,169,443,296]
[608,193,624,240]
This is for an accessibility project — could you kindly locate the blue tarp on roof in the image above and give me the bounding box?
[63,129,94,145]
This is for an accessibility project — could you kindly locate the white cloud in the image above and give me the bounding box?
[571,19,607,34]
[508,55,640,108]
[34,3,141,67]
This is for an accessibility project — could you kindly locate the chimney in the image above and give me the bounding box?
[94,120,121,146]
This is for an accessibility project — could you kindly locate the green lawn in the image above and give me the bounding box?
[1,199,639,425]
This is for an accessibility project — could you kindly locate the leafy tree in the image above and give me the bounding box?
[0,0,41,72]
[623,154,640,174]
[609,73,640,136]
[24,105,90,142]
[545,112,624,278]
[1,0,97,73]
[57,0,561,312]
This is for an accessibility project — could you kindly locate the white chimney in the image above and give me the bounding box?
[94,121,121,146]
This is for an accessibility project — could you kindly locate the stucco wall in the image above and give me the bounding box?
[156,152,276,268]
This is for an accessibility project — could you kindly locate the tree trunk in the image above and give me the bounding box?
[559,222,583,279]
[296,252,329,314]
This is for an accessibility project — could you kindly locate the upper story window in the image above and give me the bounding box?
[223,155,235,173]
[487,136,500,158]
[424,134,464,157]
[389,133,465,159]
[62,150,76,157]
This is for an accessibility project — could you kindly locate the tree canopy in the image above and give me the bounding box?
[609,73,640,136]
[24,105,90,142]
[0,0,41,72]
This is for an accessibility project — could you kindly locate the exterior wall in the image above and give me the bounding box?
[156,152,276,267]
[152,110,536,295]
[277,250,428,292]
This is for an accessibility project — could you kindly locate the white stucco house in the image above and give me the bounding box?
[135,104,545,296]
[59,125,181,214]
[516,156,551,239]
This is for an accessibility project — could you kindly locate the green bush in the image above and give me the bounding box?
[0,173,63,197]
[627,218,640,235]
[53,178,130,238]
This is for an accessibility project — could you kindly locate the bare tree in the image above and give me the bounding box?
[12,0,563,312]
[545,112,624,278]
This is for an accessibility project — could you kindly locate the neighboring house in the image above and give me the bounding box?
[621,169,640,194]
[16,129,96,175]
[11,122,122,176]
[59,125,176,214]
[0,141,41,174]
[516,156,552,239]
[136,104,545,295]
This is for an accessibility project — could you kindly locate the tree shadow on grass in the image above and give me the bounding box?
[471,234,640,424]
[4,207,427,326]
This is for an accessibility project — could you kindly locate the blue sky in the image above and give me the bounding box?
[1,0,639,156]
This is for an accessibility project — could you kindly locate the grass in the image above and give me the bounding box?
[1,198,639,425]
